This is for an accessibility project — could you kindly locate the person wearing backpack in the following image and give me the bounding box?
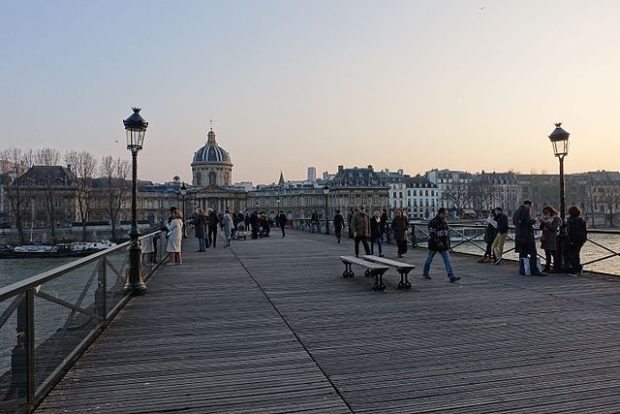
[566,205,587,276]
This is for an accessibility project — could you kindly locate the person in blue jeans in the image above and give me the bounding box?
[423,208,461,283]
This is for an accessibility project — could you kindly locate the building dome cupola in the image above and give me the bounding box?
[191,127,233,187]
[192,129,232,164]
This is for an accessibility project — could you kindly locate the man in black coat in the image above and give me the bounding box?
[276,210,287,238]
[422,208,460,282]
[333,210,345,243]
[513,200,544,276]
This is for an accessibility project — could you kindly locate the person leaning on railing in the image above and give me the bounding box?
[566,205,587,276]
[478,210,498,263]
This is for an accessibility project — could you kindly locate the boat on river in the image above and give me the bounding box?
[0,240,116,259]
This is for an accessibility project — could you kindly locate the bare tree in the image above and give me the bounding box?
[65,150,97,241]
[35,148,63,242]
[442,181,472,217]
[35,148,61,166]
[2,148,34,244]
[602,175,620,228]
[470,179,497,213]
[100,156,130,241]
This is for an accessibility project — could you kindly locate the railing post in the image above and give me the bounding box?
[11,293,27,402]
[95,257,107,321]
[14,288,36,407]
[26,288,35,407]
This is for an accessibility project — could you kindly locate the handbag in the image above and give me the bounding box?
[520,257,542,276]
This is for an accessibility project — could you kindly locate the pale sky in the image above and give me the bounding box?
[1,0,619,184]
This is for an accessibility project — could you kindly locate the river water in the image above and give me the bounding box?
[0,256,113,383]
[0,257,74,287]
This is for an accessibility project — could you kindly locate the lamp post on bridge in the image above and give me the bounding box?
[178,183,188,238]
[548,122,570,272]
[123,107,148,295]
[323,185,330,234]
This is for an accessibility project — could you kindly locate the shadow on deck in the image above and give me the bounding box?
[36,230,620,413]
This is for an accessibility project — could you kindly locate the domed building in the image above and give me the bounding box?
[192,129,233,187]
[189,128,246,213]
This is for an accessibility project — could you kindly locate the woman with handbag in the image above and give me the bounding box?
[391,209,409,258]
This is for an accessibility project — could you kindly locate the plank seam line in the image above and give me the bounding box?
[228,246,355,414]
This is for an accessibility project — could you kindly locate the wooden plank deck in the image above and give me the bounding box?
[36,230,620,413]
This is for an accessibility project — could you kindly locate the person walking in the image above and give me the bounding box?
[478,210,498,263]
[221,209,233,247]
[276,210,288,238]
[492,207,509,264]
[351,205,370,257]
[422,208,460,282]
[166,209,183,265]
[540,205,561,272]
[347,207,355,239]
[194,208,207,252]
[391,208,409,258]
[513,200,545,276]
[566,205,587,276]
[370,210,385,257]
[208,209,220,247]
[333,209,345,243]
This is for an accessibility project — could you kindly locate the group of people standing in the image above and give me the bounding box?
[480,200,587,276]
[333,206,409,259]
[192,208,233,251]
[512,200,587,276]
[338,206,397,257]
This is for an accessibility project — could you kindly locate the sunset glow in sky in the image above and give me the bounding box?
[2,0,619,184]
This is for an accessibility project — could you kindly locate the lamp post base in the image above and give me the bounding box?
[124,235,147,295]
[556,232,571,274]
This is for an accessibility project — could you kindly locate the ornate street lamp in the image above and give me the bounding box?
[123,107,148,294]
[178,183,188,238]
[548,122,570,271]
[323,185,330,234]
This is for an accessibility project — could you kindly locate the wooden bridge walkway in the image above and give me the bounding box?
[36,230,620,413]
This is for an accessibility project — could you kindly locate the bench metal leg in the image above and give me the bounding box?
[342,263,354,278]
[372,270,387,292]
[397,271,412,290]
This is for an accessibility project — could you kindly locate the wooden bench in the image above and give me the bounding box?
[340,256,390,291]
[362,255,415,290]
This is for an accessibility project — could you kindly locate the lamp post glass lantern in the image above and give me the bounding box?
[323,185,330,234]
[123,107,148,294]
[548,122,570,271]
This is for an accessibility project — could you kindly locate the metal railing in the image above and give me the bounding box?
[409,221,620,276]
[0,230,168,413]
[288,217,620,276]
